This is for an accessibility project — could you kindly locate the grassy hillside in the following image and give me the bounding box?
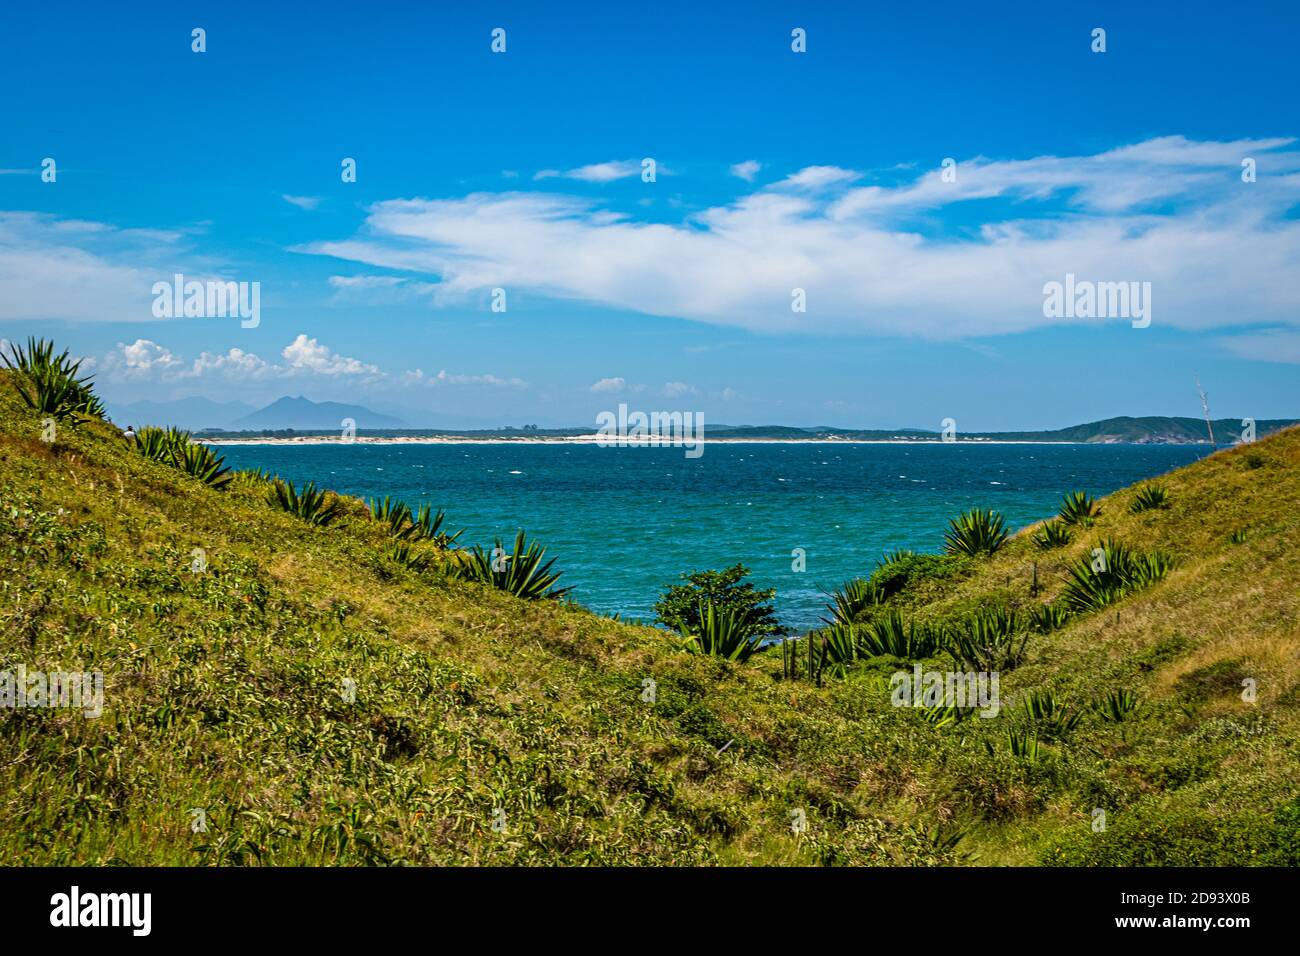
[1,367,1298,865]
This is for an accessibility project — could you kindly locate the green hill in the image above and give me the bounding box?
[1,364,1298,865]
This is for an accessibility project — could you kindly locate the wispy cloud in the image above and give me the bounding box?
[535,160,645,183]
[282,194,323,211]
[303,136,1300,344]
[729,160,761,182]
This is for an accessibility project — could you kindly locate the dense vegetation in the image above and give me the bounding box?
[1,346,1298,865]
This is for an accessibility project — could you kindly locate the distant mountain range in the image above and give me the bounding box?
[103,396,1295,443]
[227,396,408,431]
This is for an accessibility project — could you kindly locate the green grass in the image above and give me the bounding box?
[2,364,1299,866]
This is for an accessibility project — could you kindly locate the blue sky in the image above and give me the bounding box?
[2,0,1298,428]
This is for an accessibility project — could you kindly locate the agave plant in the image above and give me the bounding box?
[1022,690,1081,740]
[385,540,433,572]
[1026,602,1071,633]
[170,441,233,490]
[1057,490,1102,526]
[135,426,191,462]
[1093,688,1141,722]
[270,479,344,526]
[679,599,764,662]
[859,610,943,659]
[943,508,1009,557]
[2,337,104,422]
[946,605,1029,671]
[1130,485,1171,513]
[820,577,882,626]
[818,624,859,675]
[407,504,462,548]
[1033,519,1073,549]
[1059,539,1174,613]
[451,530,571,601]
[369,496,414,536]
[919,702,966,728]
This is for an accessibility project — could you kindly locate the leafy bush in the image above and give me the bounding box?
[866,550,966,600]
[946,605,1030,671]
[1032,520,1072,549]
[1057,490,1101,525]
[1059,539,1174,613]
[679,600,764,662]
[821,577,882,626]
[452,530,571,601]
[270,479,344,526]
[859,610,943,659]
[1130,485,1171,513]
[655,564,779,637]
[1,337,104,423]
[943,508,1009,557]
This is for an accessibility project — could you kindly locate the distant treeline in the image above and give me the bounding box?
[195,416,1298,444]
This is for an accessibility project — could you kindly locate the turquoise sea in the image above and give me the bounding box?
[213,441,1203,633]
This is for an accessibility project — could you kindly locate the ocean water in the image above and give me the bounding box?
[213,441,1203,633]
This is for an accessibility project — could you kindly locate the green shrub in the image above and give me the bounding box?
[1093,688,1141,722]
[270,479,344,526]
[821,578,882,626]
[946,605,1029,671]
[866,551,966,600]
[135,426,190,462]
[679,600,764,662]
[943,508,1009,557]
[171,441,233,490]
[408,505,462,548]
[1057,490,1101,525]
[1022,690,1081,740]
[452,530,571,601]
[1032,520,1072,549]
[369,496,413,536]
[2,337,104,423]
[1027,602,1071,633]
[1059,539,1174,613]
[1130,485,1171,513]
[859,610,943,659]
[655,564,779,637]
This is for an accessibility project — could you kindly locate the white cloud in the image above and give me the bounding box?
[120,339,181,371]
[730,160,761,182]
[1218,328,1300,364]
[775,165,860,190]
[0,212,199,323]
[535,160,643,183]
[662,381,697,397]
[589,376,626,393]
[301,136,1300,343]
[433,369,526,387]
[190,347,270,378]
[281,334,379,375]
[282,195,323,211]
